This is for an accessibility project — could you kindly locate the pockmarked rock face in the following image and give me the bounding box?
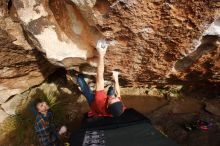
[101,0,220,86]
[11,0,220,87]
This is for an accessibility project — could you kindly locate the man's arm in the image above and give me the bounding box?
[96,55,105,91]
[112,71,121,98]
[95,39,108,91]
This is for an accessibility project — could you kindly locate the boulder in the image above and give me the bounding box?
[0,109,9,123]
[171,98,203,114]
[12,0,220,87]
[0,0,219,105]
[0,4,56,103]
[13,0,103,67]
[1,94,24,115]
[205,100,220,116]
[0,25,56,104]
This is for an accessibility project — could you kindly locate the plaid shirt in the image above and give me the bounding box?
[35,109,59,146]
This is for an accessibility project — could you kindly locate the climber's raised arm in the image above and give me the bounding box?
[96,40,108,91]
[112,71,121,98]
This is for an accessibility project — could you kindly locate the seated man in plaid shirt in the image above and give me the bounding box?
[33,98,67,146]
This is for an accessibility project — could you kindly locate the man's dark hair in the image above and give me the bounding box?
[107,101,124,117]
[32,98,43,112]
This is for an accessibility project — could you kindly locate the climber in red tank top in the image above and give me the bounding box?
[88,70,125,117]
[67,39,125,117]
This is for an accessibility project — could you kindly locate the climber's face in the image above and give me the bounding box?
[36,101,49,114]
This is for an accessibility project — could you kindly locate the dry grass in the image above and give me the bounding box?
[0,87,70,145]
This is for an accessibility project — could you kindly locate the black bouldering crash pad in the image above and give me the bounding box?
[69,108,179,146]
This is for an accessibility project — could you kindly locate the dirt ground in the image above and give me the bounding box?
[120,95,220,146]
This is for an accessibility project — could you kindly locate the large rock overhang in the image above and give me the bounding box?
[13,0,104,68]
[13,0,220,87]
